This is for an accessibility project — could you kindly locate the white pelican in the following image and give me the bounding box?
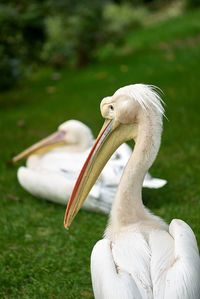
[13,120,166,213]
[64,84,200,298]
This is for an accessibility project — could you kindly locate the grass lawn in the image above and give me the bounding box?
[1,9,200,298]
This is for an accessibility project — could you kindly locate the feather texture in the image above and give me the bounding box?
[91,221,200,299]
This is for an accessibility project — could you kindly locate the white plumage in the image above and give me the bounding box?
[64,84,200,298]
[15,120,166,214]
[91,219,200,299]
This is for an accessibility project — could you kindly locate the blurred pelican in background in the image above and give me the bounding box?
[13,120,167,214]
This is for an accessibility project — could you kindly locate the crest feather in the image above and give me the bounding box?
[114,84,165,116]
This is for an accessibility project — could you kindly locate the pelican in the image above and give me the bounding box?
[64,84,200,298]
[13,120,166,213]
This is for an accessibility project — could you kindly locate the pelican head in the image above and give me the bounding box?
[64,84,165,228]
[13,120,94,163]
[58,120,94,149]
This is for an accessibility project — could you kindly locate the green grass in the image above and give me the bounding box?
[1,9,200,298]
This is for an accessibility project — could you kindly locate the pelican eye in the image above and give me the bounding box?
[109,105,114,111]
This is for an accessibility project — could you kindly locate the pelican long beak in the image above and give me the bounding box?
[64,119,134,229]
[12,130,66,163]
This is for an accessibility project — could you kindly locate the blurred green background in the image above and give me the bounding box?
[0,0,200,297]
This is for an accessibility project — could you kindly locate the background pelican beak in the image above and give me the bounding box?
[64,119,134,229]
[12,130,66,163]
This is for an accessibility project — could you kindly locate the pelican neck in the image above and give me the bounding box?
[105,111,163,237]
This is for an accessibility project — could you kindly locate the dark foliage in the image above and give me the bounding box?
[185,0,200,8]
[0,2,45,90]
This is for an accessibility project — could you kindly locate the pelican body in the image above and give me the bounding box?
[64,84,200,298]
[13,120,166,214]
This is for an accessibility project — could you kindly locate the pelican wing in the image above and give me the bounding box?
[91,239,142,299]
[17,166,74,205]
[163,219,200,299]
[149,229,174,298]
[17,166,111,213]
[112,226,200,299]
[92,222,200,299]
[111,232,153,299]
